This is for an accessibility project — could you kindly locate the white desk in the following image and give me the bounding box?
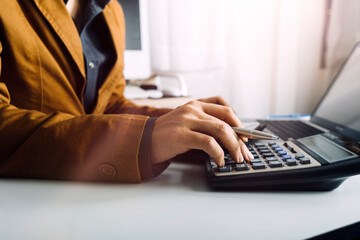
[1,162,360,240]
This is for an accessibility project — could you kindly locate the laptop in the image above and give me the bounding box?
[258,42,360,144]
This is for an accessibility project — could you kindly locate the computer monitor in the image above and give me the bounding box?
[118,0,151,80]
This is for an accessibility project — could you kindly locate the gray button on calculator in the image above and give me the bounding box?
[286,159,297,166]
[235,163,249,171]
[262,153,275,157]
[255,143,265,147]
[300,157,311,164]
[218,165,232,172]
[225,159,236,165]
[252,162,266,169]
[265,157,278,162]
[269,160,283,168]
[250,159,262,165]
[260,149,271,154]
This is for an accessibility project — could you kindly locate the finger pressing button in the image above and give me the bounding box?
[98,164,117,178]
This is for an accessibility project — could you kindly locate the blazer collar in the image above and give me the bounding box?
[33,0,86,78]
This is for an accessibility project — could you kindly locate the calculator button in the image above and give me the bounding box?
[271,145,280,149]
[235,163,250,171]
[295,153,305,160]
[286,159,297,166]
[269,142,276,146]
[265,157,278,162]
[259,149,271,154]
[257,146,268,151]
[290,147,297,153]
[252,162,266,169]
[225,159,236,165]
[273,147,283,153]
[299,157,311,164]
[253,154,260,159]
[218,165,232,172]
[262,153,275,157]
[277,151,287,156]
[269,160,283,168]
[224,155,232,160]
[282,155,292,160]
[250,150,256,154]
[250,159,263,165]
[283,142,288,147]
[255,143,265,147]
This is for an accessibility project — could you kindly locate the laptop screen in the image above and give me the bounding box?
[312,43,360,142]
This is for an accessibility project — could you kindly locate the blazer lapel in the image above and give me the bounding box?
[32,0,86,79]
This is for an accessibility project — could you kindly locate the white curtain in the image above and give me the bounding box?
[148,0,325,118]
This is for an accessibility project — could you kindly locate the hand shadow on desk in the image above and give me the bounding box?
[170,149,209,165]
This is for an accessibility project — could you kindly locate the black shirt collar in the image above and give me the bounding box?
[63,0,110,9]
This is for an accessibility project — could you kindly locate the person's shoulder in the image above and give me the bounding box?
[106,0,124,13]
[103,0,125,31]
[104,0,125,22]
[0,0,19,15]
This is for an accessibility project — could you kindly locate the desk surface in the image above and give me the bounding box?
[1,162,360,240]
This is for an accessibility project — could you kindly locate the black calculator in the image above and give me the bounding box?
[206,135,360,191]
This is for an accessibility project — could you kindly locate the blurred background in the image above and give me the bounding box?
[127,0,360,118]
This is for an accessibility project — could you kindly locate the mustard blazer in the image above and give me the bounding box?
[0,0,169,182]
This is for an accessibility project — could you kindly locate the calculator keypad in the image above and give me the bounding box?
[211,141,321,176]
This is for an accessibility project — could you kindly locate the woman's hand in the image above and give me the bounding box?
[150,97,253,166]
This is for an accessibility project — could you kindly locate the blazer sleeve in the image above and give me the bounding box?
[0,98,149,182]
[103,73,173,180]
[0,38,148,183]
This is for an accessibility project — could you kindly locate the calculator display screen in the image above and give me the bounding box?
[299,135,357,163]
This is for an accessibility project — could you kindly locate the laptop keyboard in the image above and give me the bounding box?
[257,120,324,140]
